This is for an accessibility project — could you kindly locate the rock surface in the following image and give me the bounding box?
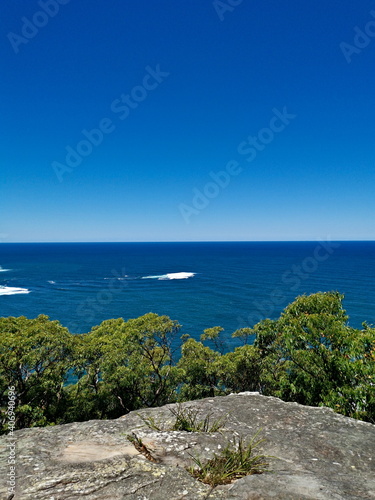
[1,392,374,499]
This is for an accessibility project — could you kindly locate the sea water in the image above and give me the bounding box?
[0,242,374,350]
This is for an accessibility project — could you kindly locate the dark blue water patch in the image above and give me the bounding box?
[0,242,374,351]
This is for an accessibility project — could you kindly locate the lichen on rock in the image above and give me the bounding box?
[1,393,374,499]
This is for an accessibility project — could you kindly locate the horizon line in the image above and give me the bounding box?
[1,240,375,244]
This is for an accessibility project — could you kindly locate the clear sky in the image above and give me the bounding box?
[1,0,374,242]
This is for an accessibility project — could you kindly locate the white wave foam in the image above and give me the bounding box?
[0,267,11,272]
[165,272,196,280]
[48,280,56,284]
[0,286,30,296]
[142,272,196,280]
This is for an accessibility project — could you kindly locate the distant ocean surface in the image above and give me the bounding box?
[0,242,374,349]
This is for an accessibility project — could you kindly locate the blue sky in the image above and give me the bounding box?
[1,0,375,242]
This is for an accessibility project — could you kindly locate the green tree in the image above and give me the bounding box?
[217,344,263,393]
[63,313,184,422]
[201,327,226,353]
[254,292,375,422]
[177,336,225,401]
[1,292,373,431]
[0,315,73,432]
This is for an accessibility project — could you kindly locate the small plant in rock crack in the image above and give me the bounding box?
[137,414,162,431]
[126,432,160,463]
[187,431,272,487]
[126,431,144,448]
[138,404,228,433]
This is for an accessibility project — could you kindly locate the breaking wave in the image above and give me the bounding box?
[142,272,196,280]
[0,286,30,296]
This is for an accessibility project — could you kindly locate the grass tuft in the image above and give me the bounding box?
[169,405,227,432]
[137,414,162,431]
[139,404,228,433]
[187,431,271,486]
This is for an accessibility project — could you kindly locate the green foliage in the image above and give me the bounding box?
[1,292,374,433]
[201,326,226,353]
[177,292,375,422]
[176,338,226,401]
[187,431,271,486]
[0,315,73,431]
[254,292,375,422]
[63,313,184,422]
[216,344,262,393]
[231,327,254,345]
[0,312,184,432]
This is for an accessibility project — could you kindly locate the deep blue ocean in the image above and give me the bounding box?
[0,242,374,350]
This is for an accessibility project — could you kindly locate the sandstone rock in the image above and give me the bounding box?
[1,393,374,499]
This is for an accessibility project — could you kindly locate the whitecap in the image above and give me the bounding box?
[0,267,11,272]
[48,280,56,284]
[142,272,196,280]
[0,286,30,296]
[164,272,196,280]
